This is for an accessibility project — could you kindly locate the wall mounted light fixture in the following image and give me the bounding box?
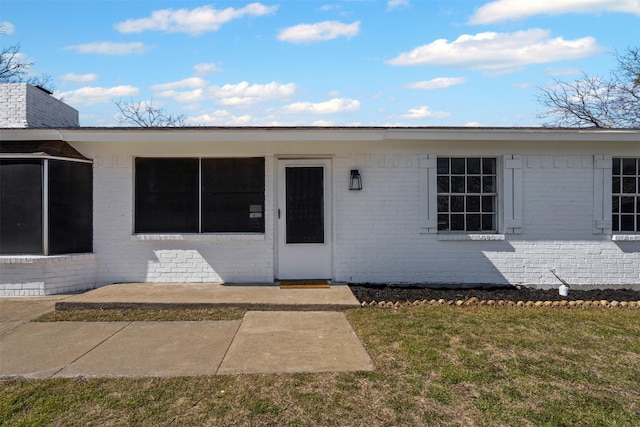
[349,169,363,190]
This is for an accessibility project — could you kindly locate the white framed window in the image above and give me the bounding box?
[612,157,640,233]
[436,157,497,232]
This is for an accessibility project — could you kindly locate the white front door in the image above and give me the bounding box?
[277,159,332,280]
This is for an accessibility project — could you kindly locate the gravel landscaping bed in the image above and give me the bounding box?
[349,284,640,307]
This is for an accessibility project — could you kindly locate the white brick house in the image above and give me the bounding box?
[1,87,639,295]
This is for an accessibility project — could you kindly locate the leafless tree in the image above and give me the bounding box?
[114,98,186,127]
[538,47,640,128]
[1,24,54,90]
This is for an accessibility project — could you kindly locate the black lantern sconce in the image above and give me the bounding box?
[349,169,363,191]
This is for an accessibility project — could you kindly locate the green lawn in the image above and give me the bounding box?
[2,306,639,426]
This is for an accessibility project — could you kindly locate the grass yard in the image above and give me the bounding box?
[2,306,639,426]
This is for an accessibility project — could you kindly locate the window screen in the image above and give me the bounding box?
[612,158,639,232]
[48,160,93,254]
[286,166,324,243]
[0,159,43,254]
[135,158,199,233]
[201,158,265,233]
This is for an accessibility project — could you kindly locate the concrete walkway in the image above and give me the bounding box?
[0,283,374,378]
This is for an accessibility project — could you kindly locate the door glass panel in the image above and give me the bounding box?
[286,167,324,244]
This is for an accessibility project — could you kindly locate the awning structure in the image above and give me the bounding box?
[0,141,89,161]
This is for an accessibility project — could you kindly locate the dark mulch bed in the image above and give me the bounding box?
[348,284,640,304]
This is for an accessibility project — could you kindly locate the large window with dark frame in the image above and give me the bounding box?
[612,157,639,233]
[134,157,265,234]
[437,157,497,232]
[0,158,93,255]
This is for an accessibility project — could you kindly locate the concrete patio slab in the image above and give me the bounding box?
[218,311,374,375]
[55,283,361,311]
[0,322,127,378]
[58,321,242,378]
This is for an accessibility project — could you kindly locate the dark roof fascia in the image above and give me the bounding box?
[0,140,90,161]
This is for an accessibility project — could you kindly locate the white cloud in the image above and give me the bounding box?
[155,89,206,103]
[1,21,15,35]
[187,110,253,125]
[193,62,222,76]
[209,81,297,105]
[116,3,278,35]
[65,42,148,55]
[512,82,534,89]
[387,0,409,11]
[403,106,450,119]
[56,85,139,106]
[406,77,467,90]
[386,29,600,74]
[469,0,640,24]
[312,120,336,126]
[59,73,98,83]
[150,78,208,91]
[282,98,361,114]
[277,21,360,43]
[465,121,481,127]
[545,67,583,76]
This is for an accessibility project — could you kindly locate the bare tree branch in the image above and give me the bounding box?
[538,47,640,128]
[113,98,186,127]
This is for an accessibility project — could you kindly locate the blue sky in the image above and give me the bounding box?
[1,0,638,127]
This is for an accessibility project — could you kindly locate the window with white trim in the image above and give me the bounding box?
[134,157,265,234]
[436,157,497,232]
[612,158,639,233]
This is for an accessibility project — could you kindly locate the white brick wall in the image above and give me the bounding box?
[333,153,640,290]
[0,83,79,128]
[91,155,274,286]
[0,254,97,296]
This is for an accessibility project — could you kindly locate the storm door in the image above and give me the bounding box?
[277,159,332,280]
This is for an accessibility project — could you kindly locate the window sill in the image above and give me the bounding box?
[437,234,505,241]
[132,233,265,242]
[611,234,640,242]
[0,253,96,264]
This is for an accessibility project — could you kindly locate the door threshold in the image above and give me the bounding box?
[279,280,330,289]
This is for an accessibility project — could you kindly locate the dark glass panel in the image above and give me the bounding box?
[451,196,464,212]
[482,214,495,231]
[0,159,43,254]
[437,195,449,212]
[48,161,93,254]
[286,167,324,244]
[437,158,449,174]
[613,215,619,232]
[451,158,465,174]
[466,214,481,231]
[622,158,637,175]
[621,197,634,213]
[612,196,619,213]
[467,158,481,174]
[135,158,199,233]
[437,176,449,193]
[482,196,494,213]
[483,176,495,193]
[201,158,265,233]
[623,177,637,194]
[620,215,634,231]
[612,158,620,176]
[437,214,449,231]
[467,176,481,193]
[482,158,496,174]
[450,214,464,231]
[612,177,621,194]
[451,176,465,193]
[467,196,480,212]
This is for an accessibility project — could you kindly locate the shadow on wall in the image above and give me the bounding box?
[342,238,516,286]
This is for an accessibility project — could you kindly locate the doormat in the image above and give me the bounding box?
[279,280,330,289]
